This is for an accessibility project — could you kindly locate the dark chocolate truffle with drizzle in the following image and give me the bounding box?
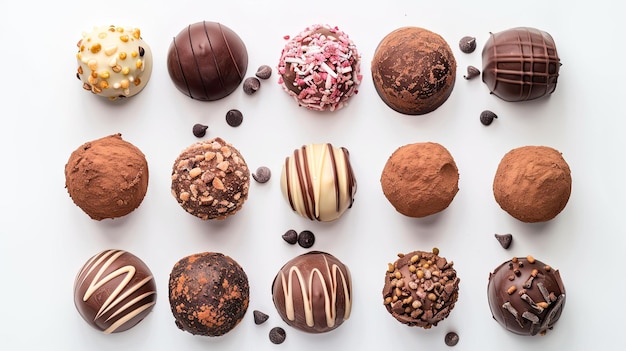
[487,256,566,336]
[272,251,352,333]
[167,21,248,101]
[482,27,560,102]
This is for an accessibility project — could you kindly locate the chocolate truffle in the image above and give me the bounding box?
[74,249,157,333]
[167,21,248,101]
[169,252,249,337]
[277,24,362,112]
[280,143,357,222]
[65,134,149,220]
[380,142,459,218]
[171,137,250,220]
[371,27,456,115]
[493,146,571,223]
[488,256,566,335]
[482,27,560,102]
[383,250,460,328]
[272,251,352,333]
[76,25,153,100]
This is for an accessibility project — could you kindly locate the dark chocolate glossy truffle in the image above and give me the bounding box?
[169,252,250,336]
[482,27,560,101]
[74,249,157,333]
[371,27,456,115]
[167,21,248,101]
[272,251,352,333]
[383,250,460,329]
[488,256,566,335]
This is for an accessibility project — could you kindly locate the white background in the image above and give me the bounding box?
[1,0,623,349]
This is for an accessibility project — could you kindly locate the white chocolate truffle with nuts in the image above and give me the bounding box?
[76,25,153,100]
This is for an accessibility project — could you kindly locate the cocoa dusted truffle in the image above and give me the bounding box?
[383,250,460,329]
[167,21,248,101]
[280,143,357,222]
[171,137,250,220]
[488,256,566,336]
[272,251,352,333]
[380,142,459,218]
[169,252,250,337]
[278,24,362,112]
[482,27,561,102]
[371,27,456,115]
[65,134,149,220]
[74,249,157,333]
[493,146,571,223]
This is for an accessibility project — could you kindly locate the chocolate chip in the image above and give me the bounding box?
[297,230,315,248]
[459,36,476,53]
[269,327,286,344]
[445,331,459,346]
[138,46,145,57]
[225,109,243,127]
[252,166,271,183]
[282,230,298,245]
[243,77,261,95]
[192,123,208,137]
[480,110,497,126]
[495,233,513,249]
[255,65,272,80]
[253,310,269,325]
[463,65,480,80]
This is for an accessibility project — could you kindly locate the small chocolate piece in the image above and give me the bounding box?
[255,65,272,79]
[253,310,269,325]
[445,331,459,346]
[225,109,244,127]
[192,123,208,138]
[480,110,497,125]
[297,230,315,248]
[282,229,298,244]
[495,233,513,249]
[463,65,480,80]
[243,77,261,94]
[459,36,477,53]
[252,166,271,183]
[269,327,286,344]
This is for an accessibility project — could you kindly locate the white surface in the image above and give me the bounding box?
[0,0,623,349]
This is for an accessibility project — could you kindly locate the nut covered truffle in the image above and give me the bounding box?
[493,146,571,223]
[371,27,456,115]
[74,249,157,333]
[488,256,566,335]
[383,250,460,328]
[76,25,152,100]
[171,137,250,220]
[169,252,250,336]
[280,143,357,222]
[380,142,459,218]
[65,134,149,220]
[272,251,352,333]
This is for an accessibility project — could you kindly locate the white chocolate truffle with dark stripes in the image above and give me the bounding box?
[73,249,157,333]
[280,143,357,222]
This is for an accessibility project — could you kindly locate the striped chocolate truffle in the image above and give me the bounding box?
[73,249,157,333]
[272,251,352,333]
[280,143,357,222]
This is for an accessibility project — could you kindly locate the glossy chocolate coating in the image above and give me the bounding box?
[272,251,352,333]
[167,21,248,101]
[74,249,157,333]
[488,256,566,335]
[482,27,560,101]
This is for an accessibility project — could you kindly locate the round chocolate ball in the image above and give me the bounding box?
[74,249,157,333]
[169,252,250,336]
[272,251,352,333]
[488,256,566,335]
[167,21,248,101]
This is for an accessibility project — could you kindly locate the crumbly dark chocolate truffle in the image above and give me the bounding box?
[371,27,456,115]
[482,27,560,101]
[169,252,249,336]
[383,250,460,328]
[167,21,248,101]
[272,251,352,333]
[493,146,571,222]
[171,137,250,220]
[380,142,459,218]
[65,134,149,220]
[74,249,157,333]
[488,256,566,335]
